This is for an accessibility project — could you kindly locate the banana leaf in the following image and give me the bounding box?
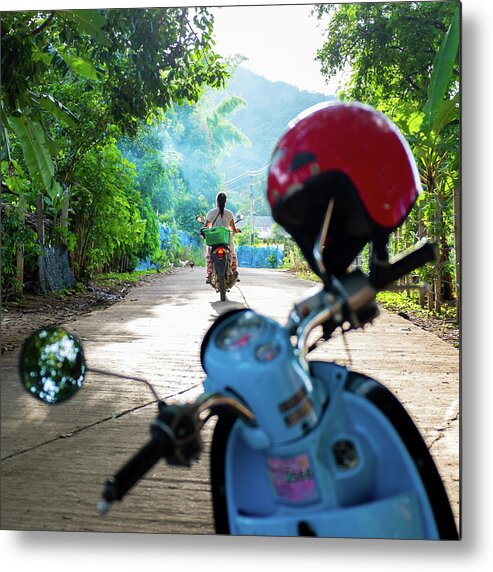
[58,48,103,80]
[432,93,460,134]
[61,10,110,47]
[9,115,55,192]
[423,8,460,130]
[39,94,79,127]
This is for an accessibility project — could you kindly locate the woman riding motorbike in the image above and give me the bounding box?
[205,192,241,283]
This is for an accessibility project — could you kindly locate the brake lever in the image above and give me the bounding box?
[195,393,256,426]
[155,395,256,467]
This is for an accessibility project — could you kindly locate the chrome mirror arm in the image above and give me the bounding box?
[295,306,335,370]
[312,198,335,283]
[90,367,162,402]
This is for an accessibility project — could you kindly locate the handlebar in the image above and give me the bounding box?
[98,395,255,514]
[98,437,168,514]
[98,402,198,514]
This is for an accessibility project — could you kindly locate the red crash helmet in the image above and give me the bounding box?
[267,101,422,276]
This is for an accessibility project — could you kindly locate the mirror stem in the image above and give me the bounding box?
[313,198,334,287]
[89,367,162,402]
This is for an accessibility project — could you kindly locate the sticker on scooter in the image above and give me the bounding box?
[267,453,318,504]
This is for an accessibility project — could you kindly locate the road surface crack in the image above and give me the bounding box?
[0,400,157,462]
[428,411,460,449]
[2,380,206,462]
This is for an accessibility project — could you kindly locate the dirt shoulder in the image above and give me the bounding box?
[395,308,459,348]
[1,269,459,354]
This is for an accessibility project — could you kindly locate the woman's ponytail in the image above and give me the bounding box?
[216,192,227,217]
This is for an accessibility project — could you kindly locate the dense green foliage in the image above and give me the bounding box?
[315,2,457,107]
[118,90,249,238]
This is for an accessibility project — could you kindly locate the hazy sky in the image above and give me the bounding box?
[210,3,340,96]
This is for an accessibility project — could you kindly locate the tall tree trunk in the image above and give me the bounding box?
[440,237,453,301]
[15,195,26,293]
[73,211,94,279]
[434,277,442,313]
[453,186,461,317]
[434,189,444,313]
[428,285,434,312]
[36,193,44,244]
[61,194,69,232]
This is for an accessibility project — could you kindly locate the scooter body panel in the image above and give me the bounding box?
[219,363,438,538]
[203,309,446,539]
[203,310,327,445]
[211,246,228,278]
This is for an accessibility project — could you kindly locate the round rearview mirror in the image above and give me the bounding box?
[19,327,86,404]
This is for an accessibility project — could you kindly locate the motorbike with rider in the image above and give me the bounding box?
[197,192,243,301]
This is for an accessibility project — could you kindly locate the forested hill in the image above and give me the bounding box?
[215,68,336,183]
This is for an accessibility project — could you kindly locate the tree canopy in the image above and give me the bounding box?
[1,8,228,198]
[315,1,458,108]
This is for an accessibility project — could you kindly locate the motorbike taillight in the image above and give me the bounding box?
[217,248,225,258]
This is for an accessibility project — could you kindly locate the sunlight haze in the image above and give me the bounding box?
[211,4,340,96]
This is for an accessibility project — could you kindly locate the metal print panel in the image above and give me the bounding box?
[1,1,460,543]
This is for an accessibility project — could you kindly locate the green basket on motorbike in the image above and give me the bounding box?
[203,226,231,246]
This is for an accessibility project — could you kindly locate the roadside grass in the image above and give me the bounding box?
[296,268,320,282]
[93,269,158,288]
[47,281,89,300]
[49,258,202,302]
[43,271,158,301]
[377,290,431,316]
[376,290,458,323]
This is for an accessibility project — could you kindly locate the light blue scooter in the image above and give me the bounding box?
[19,206,458,540]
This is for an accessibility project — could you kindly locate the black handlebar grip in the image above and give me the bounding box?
[370,241,438,290]
[101,438,166,505]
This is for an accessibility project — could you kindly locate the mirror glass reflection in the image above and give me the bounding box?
[19,327,86,404]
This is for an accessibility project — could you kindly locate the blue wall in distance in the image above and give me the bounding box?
[137,224,199,270]
[137,226,284,270]
[236,245,284,268]
[159,224,199,249]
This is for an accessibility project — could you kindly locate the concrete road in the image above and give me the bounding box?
[0,268,460,535]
